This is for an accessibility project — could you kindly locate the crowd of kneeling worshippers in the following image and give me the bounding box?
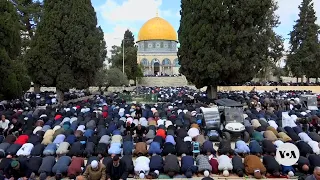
[0,92,320,180]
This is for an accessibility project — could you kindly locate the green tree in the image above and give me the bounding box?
[111,29,142,81]
[26,0,106,102]
[95,68,128,93]
[11,0,43,92]
[0,0,30,100]
[286,0,320,82]
[12,0,42,52]
[178,0,282,98]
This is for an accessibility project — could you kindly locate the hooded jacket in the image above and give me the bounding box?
[244,155,266,175]
[164,154,180,173]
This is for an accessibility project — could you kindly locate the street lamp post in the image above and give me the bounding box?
[122,39,125,74]
[114,38,127,74]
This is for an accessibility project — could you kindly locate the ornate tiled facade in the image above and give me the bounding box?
[136,16,180,76]
[137,40,180,76]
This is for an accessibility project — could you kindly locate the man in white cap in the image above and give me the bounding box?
[134,156,150,178]
[82,160,106,180]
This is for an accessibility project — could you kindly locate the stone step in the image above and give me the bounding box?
[139,76,189,86]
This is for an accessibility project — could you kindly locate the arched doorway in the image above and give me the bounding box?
[154,62,160,76]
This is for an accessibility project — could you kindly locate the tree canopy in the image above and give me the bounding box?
[110,29,143,81]
[95,68,128,91]
[178,0,283,97]
[286,0,320,80]
[12,0,42,53]
[0,0,30,100]
[26,0,106,101]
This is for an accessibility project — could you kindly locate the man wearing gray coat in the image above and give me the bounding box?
[52,155,72,175]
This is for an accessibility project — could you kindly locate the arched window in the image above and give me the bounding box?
[151,59,160,65]
[162,58,171,66]
[140,58,149,67]
[173,59,180,67]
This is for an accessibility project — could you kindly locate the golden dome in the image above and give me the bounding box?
[138,16,177,42]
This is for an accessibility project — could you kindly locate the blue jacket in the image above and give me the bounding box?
[235,140,250,154]
[149,155,163,171]
[108,143,122,155]
[84,129,94,138]
[249,140,262,154]
[281,165,295,174]
[181,155,197,173]
[202,141,216,154]
[70,121,78,131]
[65,135,76,145]
[106,124,117,135]
[43,143,57,154]
[113,129,121,135]
[148,142,162,155]
[123,141,133,155]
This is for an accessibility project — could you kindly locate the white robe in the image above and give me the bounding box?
[16,143,34,156]
[299,132,312,143]
[188,128,200,138]
[134,156,150,174]
[268,120,278,130]
[217,155,233,171]
[308,141,320,154]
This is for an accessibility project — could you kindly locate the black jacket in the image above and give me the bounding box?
[295,156,310,172]
[121,155,134,172]
[263,155,281,173]
[284,127,300,141]
[67,141,85,157]
[84,142,95,157]
[232,156,244,173]
[95,143,108,156]
[6,144,21,155]
[296,141,313,157]
[106,160,128,180]
[31,144,45,156]
[262,140,276,154]
[27,156,43,173]
[27,134,42,145]
[149,155,164,171]
[162,142,176,156]
[218,140,233,155]
[176,139,192,156]
[308,154,320,168]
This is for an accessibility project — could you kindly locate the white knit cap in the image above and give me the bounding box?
[204,170,209,177]
[288,171,294,177]
[154,170,159,175]
[139,173,145,179]
[184,136,192,142]
[223,170,229,176]
[91,160,98,169]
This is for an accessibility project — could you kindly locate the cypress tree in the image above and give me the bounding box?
[286,0,320,82]
[26,0,106,102]
[178,0,282,98]
[111,29,143,81]
[0,0,29,99]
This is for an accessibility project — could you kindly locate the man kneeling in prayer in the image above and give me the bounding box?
[244,155,266,179]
